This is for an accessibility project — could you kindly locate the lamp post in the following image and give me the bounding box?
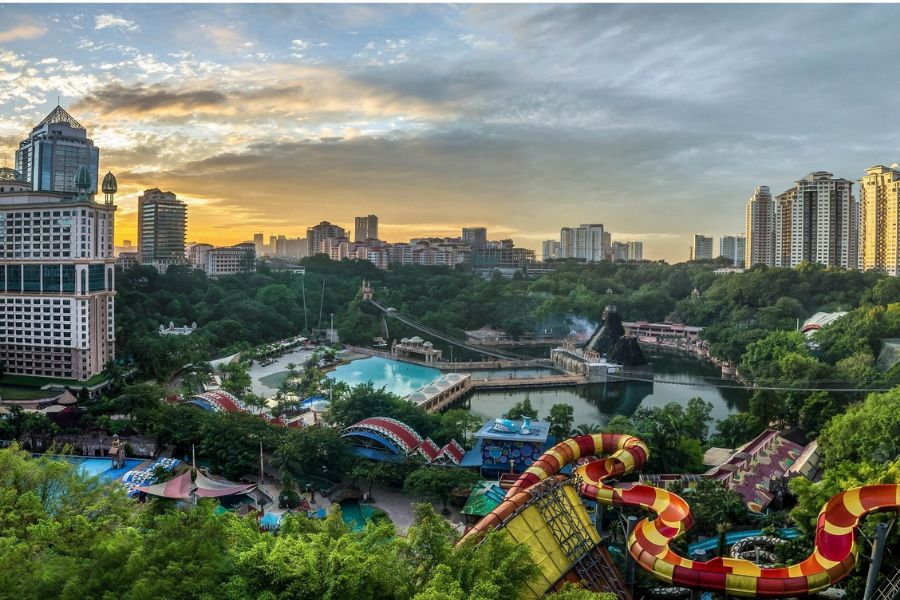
[330,313,334,344]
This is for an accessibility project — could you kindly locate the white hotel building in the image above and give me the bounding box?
[0,166,116,380]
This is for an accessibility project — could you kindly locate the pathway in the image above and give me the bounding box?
[368,482,466,535]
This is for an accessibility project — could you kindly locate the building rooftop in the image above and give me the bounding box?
[34,105,85,131]
[474,417,550,443]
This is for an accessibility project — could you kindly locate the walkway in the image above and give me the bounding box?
[368,482,466,534]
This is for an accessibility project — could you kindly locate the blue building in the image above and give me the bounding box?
[16,106,99,198]
[461,417,552,474]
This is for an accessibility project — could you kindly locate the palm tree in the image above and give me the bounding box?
[575,423,603,436]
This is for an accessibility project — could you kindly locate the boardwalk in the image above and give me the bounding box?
[469,375,585,390]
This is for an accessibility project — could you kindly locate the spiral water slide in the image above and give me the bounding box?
[464,433,900,598]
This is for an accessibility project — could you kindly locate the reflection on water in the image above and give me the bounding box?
[466,352,749,429]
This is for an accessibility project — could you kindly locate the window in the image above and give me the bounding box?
[62,265,75,293]
[22,264,40,292]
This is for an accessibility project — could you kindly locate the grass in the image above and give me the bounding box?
[0,372,109,389]
[0,384,56,401]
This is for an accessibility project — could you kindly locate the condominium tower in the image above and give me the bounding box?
[354,214,379,242]
[542,239,561,260]
[774,172,857,269]
[745,186,775,267]
[138,188,187,273]
[560,224,606,262]
[859,164,900,275]
[691,235,714,260]
[0,165,116,380]
[719,235,746,267]
[307,221,347,256]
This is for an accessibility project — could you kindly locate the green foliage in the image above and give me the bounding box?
[818,388,900,467]
[606,403,707,473]
[0,452,548,600]
[403,466,479,511]
[711,413,763,448]
[546,403,575,439]
[548,584,617,600]
[685,478,752,541]
[507,397,538,420]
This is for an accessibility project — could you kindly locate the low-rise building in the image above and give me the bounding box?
[186,242,255,277]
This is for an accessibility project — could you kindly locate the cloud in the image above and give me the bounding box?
[0,22,46,42]
[75,83,227,116]
[94,14,140,33]
[200,26,251,52]
[73,63,457,125]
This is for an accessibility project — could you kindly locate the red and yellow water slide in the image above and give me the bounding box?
[464,433,900,597]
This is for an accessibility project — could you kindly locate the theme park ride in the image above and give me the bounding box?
[464,432,900,598]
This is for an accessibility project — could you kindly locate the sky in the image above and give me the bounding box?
[1,4,900,261]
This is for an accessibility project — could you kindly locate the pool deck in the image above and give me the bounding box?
[248,347,315,396]
[368,482,466,535]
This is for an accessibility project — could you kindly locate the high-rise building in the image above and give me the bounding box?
[774,172,857,269]
[541,240,561,260]
[253,233,264,256]
[602,231,612,260]
[627,241,643,261]
[611,241,629,262]
[354,214,379,242]
[745,186,775,267]
[560,224,605,262]
[691,235,714,260]
[462,227,488,250]
[274,235,287,257]
[719,235,745,267]
[306,221,346,256]
[0,166,116,380]
[16,106,99,198]
[137,188,187,273]
[859,164,900,275]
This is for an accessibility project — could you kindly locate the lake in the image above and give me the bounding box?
[465,352,749,429]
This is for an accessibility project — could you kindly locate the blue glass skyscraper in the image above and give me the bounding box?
[15,106,99,198]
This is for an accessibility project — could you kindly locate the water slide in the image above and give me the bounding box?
[464,433,900,598]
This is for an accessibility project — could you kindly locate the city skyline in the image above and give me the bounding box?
[2,5,900,260]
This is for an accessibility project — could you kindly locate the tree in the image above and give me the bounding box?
[404,466,479,514]
[115,382,165,426]
[352,460,395,501]
[686,478,750,547]
[684,397,713,444]
[507,397,538,420]
[547,403,575,439]
[712,413,762,448]
[574,423,602,436]
[220,361,252,398]
[818,388,900,468]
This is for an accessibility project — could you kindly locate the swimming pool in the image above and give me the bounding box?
[68,457,144,481]
[327,356,441,397]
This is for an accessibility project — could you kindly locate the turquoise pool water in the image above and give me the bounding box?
[327,356,441,396]
[69,457,144,481]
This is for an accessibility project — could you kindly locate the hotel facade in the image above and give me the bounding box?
[0,166,116,380]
